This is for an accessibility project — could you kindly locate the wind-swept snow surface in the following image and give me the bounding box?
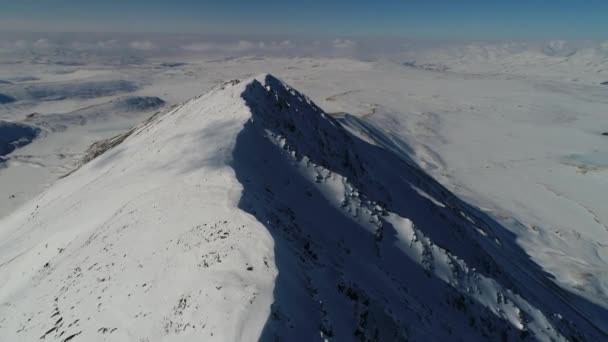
[0,75,606,341]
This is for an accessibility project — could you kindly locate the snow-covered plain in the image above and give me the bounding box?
[1,39,608,340]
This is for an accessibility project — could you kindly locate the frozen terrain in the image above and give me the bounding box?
[0,120,41,157]
[0,74,606,341]
[0,91,167,217]
[0,36,607,341]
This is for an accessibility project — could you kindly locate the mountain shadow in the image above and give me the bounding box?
[231,75,608,341]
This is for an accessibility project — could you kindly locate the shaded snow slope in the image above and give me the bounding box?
[0,93,16,104]
[0,75,605,341]
[0,120,41,157]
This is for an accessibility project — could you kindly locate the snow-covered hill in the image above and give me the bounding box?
[403,41,608,84]
[0,74,605,341]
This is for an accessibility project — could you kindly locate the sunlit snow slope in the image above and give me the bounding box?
[0,75,605,341]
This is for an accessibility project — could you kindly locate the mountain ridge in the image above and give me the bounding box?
[0,74,606,341]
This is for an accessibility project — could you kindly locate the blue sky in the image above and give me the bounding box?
[0,0,607,40]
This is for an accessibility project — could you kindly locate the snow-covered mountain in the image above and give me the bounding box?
[0,74,605,341]
[403,41,608,83]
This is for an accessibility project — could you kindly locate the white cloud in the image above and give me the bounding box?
[235,40,255,51]
[32,39,52,49]
[332,39,357,49]
[182,41,255,53]
[97,40,119,49]
[70,39,120,51]
[181,40,295,54]
[13,40,29,50]
[0,39,57,53]
[181,42,215,52]
[129,40,157,51]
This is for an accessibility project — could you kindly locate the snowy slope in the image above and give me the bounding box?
[0,74,605,341]
[0,94,167,219]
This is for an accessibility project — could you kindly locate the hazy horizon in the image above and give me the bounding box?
[1,1,607,40]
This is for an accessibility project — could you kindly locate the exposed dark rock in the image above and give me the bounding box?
[160,62,187,68]
[118,96,166,112]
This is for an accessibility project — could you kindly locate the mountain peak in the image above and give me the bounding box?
[0,75,605,341]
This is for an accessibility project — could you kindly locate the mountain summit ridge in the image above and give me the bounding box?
[0,74,605,341]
